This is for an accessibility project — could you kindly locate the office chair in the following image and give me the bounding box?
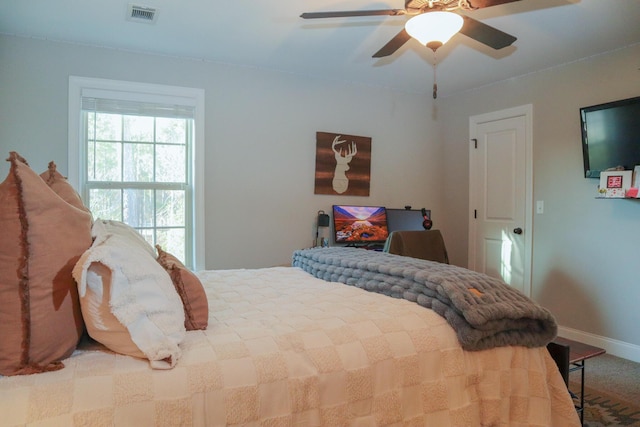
[383,230,449,264]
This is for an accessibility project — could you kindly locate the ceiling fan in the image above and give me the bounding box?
[300,0,521,58]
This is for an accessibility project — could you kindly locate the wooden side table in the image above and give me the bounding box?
[547,337,606,426]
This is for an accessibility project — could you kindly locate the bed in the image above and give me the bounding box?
[0,153,580,426]
[0,264,578,426]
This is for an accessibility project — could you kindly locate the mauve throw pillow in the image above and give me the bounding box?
[40,161,91,214]
[156,245,209,331]
[0,152,92,376]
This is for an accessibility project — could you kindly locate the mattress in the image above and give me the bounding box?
[0,267,580,426]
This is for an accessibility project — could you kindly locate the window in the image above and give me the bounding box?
[69,77,204,269]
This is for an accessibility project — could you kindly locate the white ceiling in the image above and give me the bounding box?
[1,0,639,97]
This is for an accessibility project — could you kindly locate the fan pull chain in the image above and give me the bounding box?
[432,51,438,99]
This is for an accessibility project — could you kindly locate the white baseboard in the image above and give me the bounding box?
[558,325,640,363]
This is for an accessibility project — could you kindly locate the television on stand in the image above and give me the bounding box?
[386,208,431,232]
[332,205,389,248]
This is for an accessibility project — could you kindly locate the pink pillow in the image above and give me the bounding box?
[40,161,91,214]
[0,152,92,376]
[156,245,209,330]
[81,261,146,359]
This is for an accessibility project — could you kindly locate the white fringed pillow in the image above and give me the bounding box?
[73,220,186,369]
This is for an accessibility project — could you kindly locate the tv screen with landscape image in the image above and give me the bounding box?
[332,205,389,244]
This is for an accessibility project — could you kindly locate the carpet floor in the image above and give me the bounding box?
[582,386,640,426]
[571,354,640,427]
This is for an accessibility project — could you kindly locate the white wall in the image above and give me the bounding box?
[439,44,640,359]
[0,35,444,269]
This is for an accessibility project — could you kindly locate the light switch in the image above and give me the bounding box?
[536,200,544,214]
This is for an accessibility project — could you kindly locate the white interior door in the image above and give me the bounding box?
[468,105,532,296]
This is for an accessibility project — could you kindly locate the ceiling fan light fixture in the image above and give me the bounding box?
[405,11,464,51]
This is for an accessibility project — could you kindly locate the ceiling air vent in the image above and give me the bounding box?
[127,4,158,24]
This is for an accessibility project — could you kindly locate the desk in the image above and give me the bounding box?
[548,337,606,426]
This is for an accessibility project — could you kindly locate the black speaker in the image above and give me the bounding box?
[318,211,330,227]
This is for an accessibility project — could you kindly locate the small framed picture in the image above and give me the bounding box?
[599,170,633,198]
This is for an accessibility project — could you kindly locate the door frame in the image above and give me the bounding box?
[468,104,533,297]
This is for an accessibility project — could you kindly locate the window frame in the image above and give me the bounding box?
[68,76,205,270]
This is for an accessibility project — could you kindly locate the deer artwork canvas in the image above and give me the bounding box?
[314,132,371,196]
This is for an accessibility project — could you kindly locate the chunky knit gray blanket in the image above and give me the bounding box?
[292,247,557,351]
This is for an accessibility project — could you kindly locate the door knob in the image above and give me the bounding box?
[513,227,523,235]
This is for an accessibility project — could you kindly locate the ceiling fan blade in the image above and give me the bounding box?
[300,10,404,19]
[468,0,522,8]
[459,16,517,49]
[372,29,412,58]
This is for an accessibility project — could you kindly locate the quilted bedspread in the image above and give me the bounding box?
[0,267,579,427]
[292,247,558,351]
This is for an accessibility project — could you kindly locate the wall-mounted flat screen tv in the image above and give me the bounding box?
[332,205,389,244]
[581,95,640,178]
